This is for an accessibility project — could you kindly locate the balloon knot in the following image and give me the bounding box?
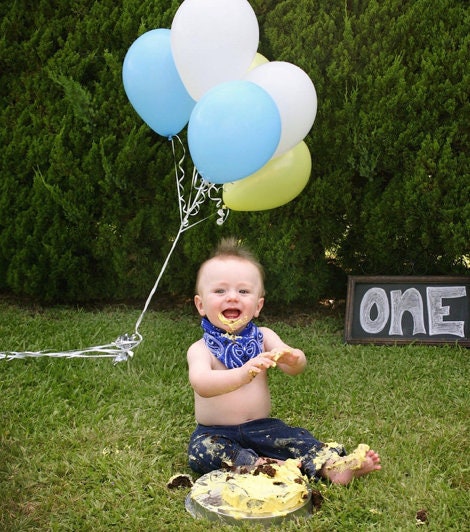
[112,333,141,364]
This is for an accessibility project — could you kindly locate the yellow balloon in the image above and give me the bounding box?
[223,141,311,211]
[247,52,269,71]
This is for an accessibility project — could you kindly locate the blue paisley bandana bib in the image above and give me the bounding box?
[201,317,264,369]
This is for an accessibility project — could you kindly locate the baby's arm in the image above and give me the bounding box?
[187,339,276,398]
[260,327,307,376]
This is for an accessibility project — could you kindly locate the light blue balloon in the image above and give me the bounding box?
[188,81,281,184]
[123,29,195,138]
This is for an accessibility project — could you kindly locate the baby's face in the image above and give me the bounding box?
[194,257,264,333]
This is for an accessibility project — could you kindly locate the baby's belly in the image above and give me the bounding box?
[195,382,271,426]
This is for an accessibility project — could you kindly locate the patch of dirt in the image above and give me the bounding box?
[0,292,346,325]
[259,299,346,326]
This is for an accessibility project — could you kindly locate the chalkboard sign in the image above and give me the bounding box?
[344,276,470,346]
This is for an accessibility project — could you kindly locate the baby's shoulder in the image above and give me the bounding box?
[258,326,284,350]
[187,337,205,354]
[259,325,275,334]
[259,326,281,339]
[187,338,212,361]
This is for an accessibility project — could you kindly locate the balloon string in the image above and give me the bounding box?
[133,139,229,335]
[133,226,183,337]
[1,138,229,364]
[171,135,188,225]
[0,335,140,365]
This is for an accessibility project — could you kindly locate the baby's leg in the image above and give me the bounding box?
[255,457,285,466]
[321,445,381,485]
[240,418,328,471]
[188,427,259,474]
[254,456,301,467]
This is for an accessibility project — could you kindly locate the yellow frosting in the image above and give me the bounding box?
[326,443,370,472]
[217,312,249,333]
[312,442,370,472]
[189,459,309,518]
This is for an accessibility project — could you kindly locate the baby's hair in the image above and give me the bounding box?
[211,237,261,266]
[195,237,265,294]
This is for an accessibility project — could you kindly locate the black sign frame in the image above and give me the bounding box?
[344,275,470,346]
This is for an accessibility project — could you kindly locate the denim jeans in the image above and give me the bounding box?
[188,417,346,480]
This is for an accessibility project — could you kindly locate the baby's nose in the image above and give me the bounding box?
[226,289,239,300]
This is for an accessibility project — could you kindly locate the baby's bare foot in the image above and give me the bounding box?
[352,449,381,479]
[322,445,381,485]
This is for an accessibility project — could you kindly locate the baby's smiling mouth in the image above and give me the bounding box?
[222,309,241,320]
[218,311,248,332]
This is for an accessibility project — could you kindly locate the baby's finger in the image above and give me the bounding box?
[270,350,290,362]
[257,355,277,367]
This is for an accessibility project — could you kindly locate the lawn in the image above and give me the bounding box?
[0,299,468,531]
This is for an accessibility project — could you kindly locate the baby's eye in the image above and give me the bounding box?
[214,288,225,294]
[239,289,249,294]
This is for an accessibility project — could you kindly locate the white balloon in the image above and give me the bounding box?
[171,0,259,100]
[245,61,317,157]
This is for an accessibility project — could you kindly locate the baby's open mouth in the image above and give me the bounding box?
[221,309,241,320]
[218,312,248,332]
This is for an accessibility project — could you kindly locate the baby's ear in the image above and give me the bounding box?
[194,294,205,316]
[254,297,265,318]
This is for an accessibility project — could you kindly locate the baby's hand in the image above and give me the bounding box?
[244,353,277,381]
[269,348,301,367]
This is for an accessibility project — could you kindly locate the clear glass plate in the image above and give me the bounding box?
[185,467,312,524]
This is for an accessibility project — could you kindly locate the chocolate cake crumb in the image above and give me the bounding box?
[253,464,277,477]
[416,509,428,524]
[311,489,324,511]
[166,473,193,489]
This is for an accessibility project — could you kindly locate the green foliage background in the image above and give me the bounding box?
[1,0,468,304]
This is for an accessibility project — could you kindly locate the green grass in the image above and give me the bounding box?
[0,300,468,531]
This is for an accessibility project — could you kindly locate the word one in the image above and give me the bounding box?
[360,286,467,337]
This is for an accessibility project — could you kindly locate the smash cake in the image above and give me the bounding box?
[186,458,311,522]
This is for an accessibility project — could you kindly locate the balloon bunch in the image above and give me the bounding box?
[122,0,317,211]
[0,1,317,364]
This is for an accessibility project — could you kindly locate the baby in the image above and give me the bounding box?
[187,238,381,484]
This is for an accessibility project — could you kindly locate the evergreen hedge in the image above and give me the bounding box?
[1,0,468,304]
